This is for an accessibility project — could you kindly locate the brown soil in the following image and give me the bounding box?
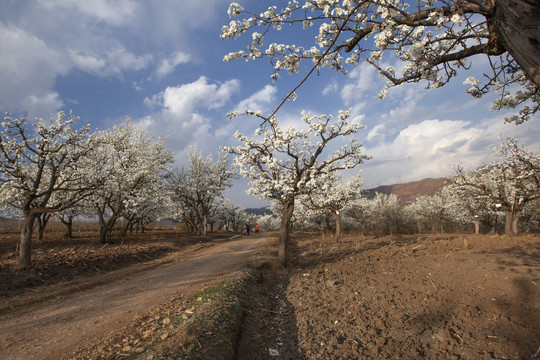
[0,229,225,297]
[0,232,266,360]
[237,233,540,359]
[1,230,538,359]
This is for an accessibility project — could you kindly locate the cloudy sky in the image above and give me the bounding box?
[1,0,538,208]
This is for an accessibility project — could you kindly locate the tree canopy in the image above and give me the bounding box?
[222,0,539,123]
[453,136,540,235]
[226,108,370,265]
[0,112,97,266]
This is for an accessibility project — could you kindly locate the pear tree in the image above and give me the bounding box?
[83,119,174,243]
[0,112,96,267]
[454,137,540,235]
[300,172,364,242]
[167,146,235,237]
[226,108,369,266]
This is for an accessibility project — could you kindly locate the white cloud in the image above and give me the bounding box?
[366,124,386,142]
[363,119,481,187]
[157,76,240,114]
[0,22,69,115]
[141,76,240,153]
[361,114,540,188]
[322,79,339,95]
[109,47,151,72]
[21,92,64,118]
[68,50,106,74]
[341,62,380,105]
[69,47,152,77]
[233,85,277,114]
[154,51,191,79]
[36,0,138,26]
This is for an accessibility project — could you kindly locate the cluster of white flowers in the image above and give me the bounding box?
[0,113,173,262]
[225,109,369,204]
[221,0,537,124]
[82,119,174,241]
[451,137,540,234]
[0,112,92,220]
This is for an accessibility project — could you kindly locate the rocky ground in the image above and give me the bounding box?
[238,233,540,359]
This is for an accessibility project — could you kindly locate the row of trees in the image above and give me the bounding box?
[1,112,538,269]
[261,136,539,240]
[233,135,539,266]
[281,185,539,239]
[0,114,244,268]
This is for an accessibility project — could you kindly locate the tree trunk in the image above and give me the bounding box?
[66,220,73,239]
[121,221,129,242]
[196,218,202,236]
[36,213,51,241]
[278,200,294,267]
[494,0,540,89]
[37,217,44,241]
[203,214,208,238]
[473,219,480,234]
[504,210,520,235]
[99,224,108,243]
[59,215,74,240]
[98,215,117,243]
[18,213,37,268]
[333,211,341,243]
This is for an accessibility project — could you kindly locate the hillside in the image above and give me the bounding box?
[244,178,451,214]
[364,177,450,204]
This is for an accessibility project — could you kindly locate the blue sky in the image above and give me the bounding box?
[1,0,539,208]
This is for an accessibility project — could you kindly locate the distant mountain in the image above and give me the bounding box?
[363,177,450,204]
[245,207,272,216]
[243,178,449,213]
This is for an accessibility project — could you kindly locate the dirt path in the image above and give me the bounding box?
[0,235,267,360]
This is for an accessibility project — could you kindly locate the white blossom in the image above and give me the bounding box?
[221,0,538,124]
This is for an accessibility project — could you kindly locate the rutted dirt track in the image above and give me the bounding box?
[0,235,266,360]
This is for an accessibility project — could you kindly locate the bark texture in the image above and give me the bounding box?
[495,0,540,88]
[278,201,295,267]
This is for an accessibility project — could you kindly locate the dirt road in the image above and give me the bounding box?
[0,235,266,360]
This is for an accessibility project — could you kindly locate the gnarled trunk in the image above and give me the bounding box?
[18,213,37,268]
[332,211,341,243]
[202,214,208,238]
[504,210,520,235]
[59,215,74,240]
[495,0,540,89]
[36,213,51,241]
[278,200,294,267]
[98,215,118,243]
